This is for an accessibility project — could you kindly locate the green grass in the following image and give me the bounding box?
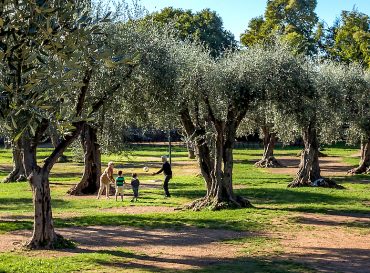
[0,144,369,272]
[0,249,134,273]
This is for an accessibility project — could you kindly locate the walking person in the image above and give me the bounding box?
[97,161,114,199]
[152,156,172,197]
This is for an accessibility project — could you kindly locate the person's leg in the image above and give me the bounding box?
[163,175,171,197]
[97,182,104,199]
[105,184,110,199]
[115,189,118,201]
[134,188,139,201]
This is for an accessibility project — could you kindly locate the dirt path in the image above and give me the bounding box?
[266,156,352,177]
[1,212,369,272]
[0,227,250,270]
[276,213,370,273]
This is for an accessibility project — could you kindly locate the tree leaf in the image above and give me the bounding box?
[3,123,12,131]
[29,124,36,136]
[11,116,17,129]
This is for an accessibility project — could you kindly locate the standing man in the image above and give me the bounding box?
[152,156,172,197]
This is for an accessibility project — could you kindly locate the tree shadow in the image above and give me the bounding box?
[0,219,33,232]
[0,197,70,211]
[278,247,370,273]
[54,210,264,232]
[236,187,353,205]
[291,214,370,229]
[51,247,313,273]
[335,175,370,184]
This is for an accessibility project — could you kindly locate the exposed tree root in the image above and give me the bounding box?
[25,233,75,250]
[184,195,253,211]
[3,174,27,183]
[347,166,369,175]
[254,156,284,168]
[288,177,344,189]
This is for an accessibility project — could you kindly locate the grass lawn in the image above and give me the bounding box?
[0,144,369,273]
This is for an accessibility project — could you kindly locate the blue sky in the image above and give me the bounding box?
[139,0,370,40]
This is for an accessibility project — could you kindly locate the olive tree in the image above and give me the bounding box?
[124,25,321,209]
[0,0,137,248]
[344,68,370,174]
[67,18,143,195]
[271,57,357,187]
[237,103,284,168]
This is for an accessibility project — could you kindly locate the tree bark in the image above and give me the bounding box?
[22,122,61,249]
[255,127,283,168]
[27,167,59,249]
[48,126,69,163]
[348,137,370,175]
[68,124,101,195]
[289,124,342,188]
[25,69,93,249]
[3,138,27,182]
[186,139,196,159]
[180,108,252,210]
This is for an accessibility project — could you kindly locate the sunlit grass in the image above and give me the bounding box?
[0,144,368,272]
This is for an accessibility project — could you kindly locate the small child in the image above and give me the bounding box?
[115,171,125,201]
[131,173,140,202]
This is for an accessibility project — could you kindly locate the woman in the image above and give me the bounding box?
[97,161,114,199]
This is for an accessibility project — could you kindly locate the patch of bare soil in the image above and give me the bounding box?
[350,152,361,158]
[276,213,370,273]
[266,156,352,177]
[0,226,250,270]
[101,205,176,214]
[1,212,369,272]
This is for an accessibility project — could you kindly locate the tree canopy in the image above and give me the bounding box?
[240,0,319,54]
[144,7,236,57]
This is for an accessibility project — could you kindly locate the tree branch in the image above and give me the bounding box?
[75,69,93,117]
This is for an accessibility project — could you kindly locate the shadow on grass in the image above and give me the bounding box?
[54,211,262,232]
[236,187,353,205]
[292,215,370,229]
[0,198,70,211]
[335,175,370,184]
[0,219,33,232]
[71,249,314,273]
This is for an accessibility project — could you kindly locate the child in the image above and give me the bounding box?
[115,170,125,201]
[131,173,140,202]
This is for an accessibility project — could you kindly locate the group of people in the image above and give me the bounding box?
[97,155,173,201]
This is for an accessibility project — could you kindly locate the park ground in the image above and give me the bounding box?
[0,144,369,273]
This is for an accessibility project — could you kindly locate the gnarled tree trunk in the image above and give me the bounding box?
[181,109,252,210]
[25,69,94,249]
[25,120,86,249]
[289,124,342,188]
[186,139,196,159]
[68,124,101,195]
[22,126,60,249]
[27,167,59,249]
[348,137,370,175]
[255,127,282,168]
[3,138,27,182]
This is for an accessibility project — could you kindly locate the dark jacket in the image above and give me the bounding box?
[156,161,172,176]
[131,178,140,188]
